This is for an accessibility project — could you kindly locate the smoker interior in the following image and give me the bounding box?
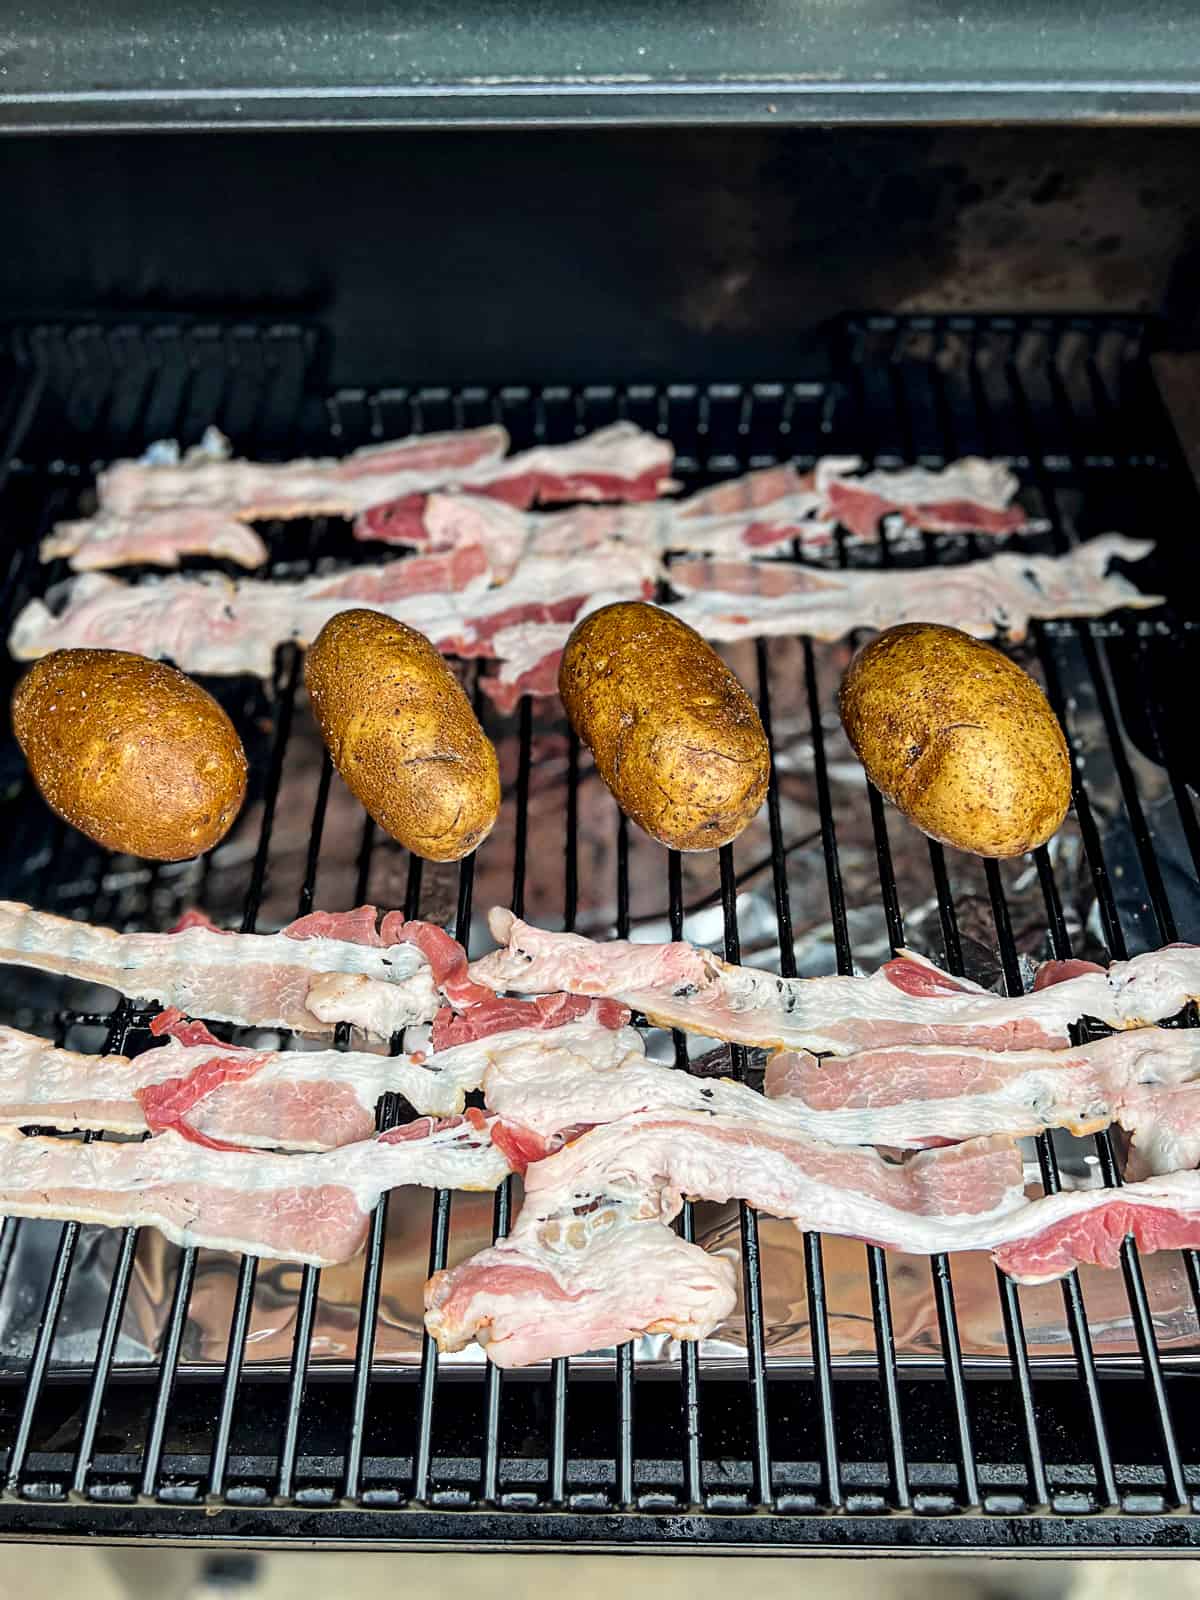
[0,125,1199,1552]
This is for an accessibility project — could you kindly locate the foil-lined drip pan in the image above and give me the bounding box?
[2,609,1197,1382]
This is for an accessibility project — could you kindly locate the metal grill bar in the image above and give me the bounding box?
[548,725,582,1509]
[613,811,635,1509]
[140,1246,198,1497]
[759,641,840,1510]
[719,846,773,1508]
[862,785,981,1509]
[480,696,532,1506]
[5,1217,84,1492]
[801,635,909,1510]
[666,850,704,1509]
[929,842,1048,1510]
[208,1255,258,1499]
[278,656,363,1503]
[0,317,1198,1549]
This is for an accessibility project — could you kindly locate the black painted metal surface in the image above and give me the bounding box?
[1,0,1200,129]
[0,315,1197,1550]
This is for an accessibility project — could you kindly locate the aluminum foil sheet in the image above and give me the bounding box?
[2,600,1198,1380]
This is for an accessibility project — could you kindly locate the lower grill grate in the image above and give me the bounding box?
[0,315,1197,1550]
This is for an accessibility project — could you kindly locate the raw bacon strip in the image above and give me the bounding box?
[451,422,674,510]
[425,1116,1026,1365]
[364,452,1033,573]
[134,1007,484,1148]
[425,1208,738,1367]
[0,901,440,1037]
[761,1028,1200,1148]
[427,1102,1200,1361]
[989,1173,1200,1284]
[10,545,657,681]
[138,1006,638,1150]
[432,992,630,1050]
[361,494,534,579]
[359,495,666,584]
[62,426,671,572]
[42,509,270,573]
[359,425,672,534]
[0,1005,637,1150]
[479,1023,1200,1158]
[389,921,496,1010]
[469,909,1200,1055]
[650,455,1034,556]
[667,536,1161,645]
[1117,1081,1200,1180]
[97,426,510,521]
[667,463,832,556]
[0,1117,509,1267]
[471,538,1159,709]
[817,457,1033,543]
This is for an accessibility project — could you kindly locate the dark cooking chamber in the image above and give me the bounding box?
[0,313,1197,1552]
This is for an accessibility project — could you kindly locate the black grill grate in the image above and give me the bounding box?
[0,315,1197,1549]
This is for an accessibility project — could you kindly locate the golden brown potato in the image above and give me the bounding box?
[305,608,499,862]
[839,622,1070,858]
[558,601,770,851]
[12,649,247,861]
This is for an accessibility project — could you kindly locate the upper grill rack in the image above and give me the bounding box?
[0,315,1197,1552]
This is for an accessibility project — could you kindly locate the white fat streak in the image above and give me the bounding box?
[472,911,1200,1055]
[437,1018,642,1082]
[0,1122,509,1263]
[0,901,434,1034]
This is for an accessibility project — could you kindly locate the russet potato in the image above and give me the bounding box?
[12,648,247,861]
[558,601,770,851]
[839,622,1070,858]
[304,608,499,862]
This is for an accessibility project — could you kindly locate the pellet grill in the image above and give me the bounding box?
[0,1,1199,1556]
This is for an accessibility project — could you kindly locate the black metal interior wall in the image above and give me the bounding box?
[4,127,1200,388]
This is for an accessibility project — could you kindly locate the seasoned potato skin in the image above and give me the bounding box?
[305,608,499,863]
[12,648,247,861]
[558,601,770,851]
[839,622,1070,858]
